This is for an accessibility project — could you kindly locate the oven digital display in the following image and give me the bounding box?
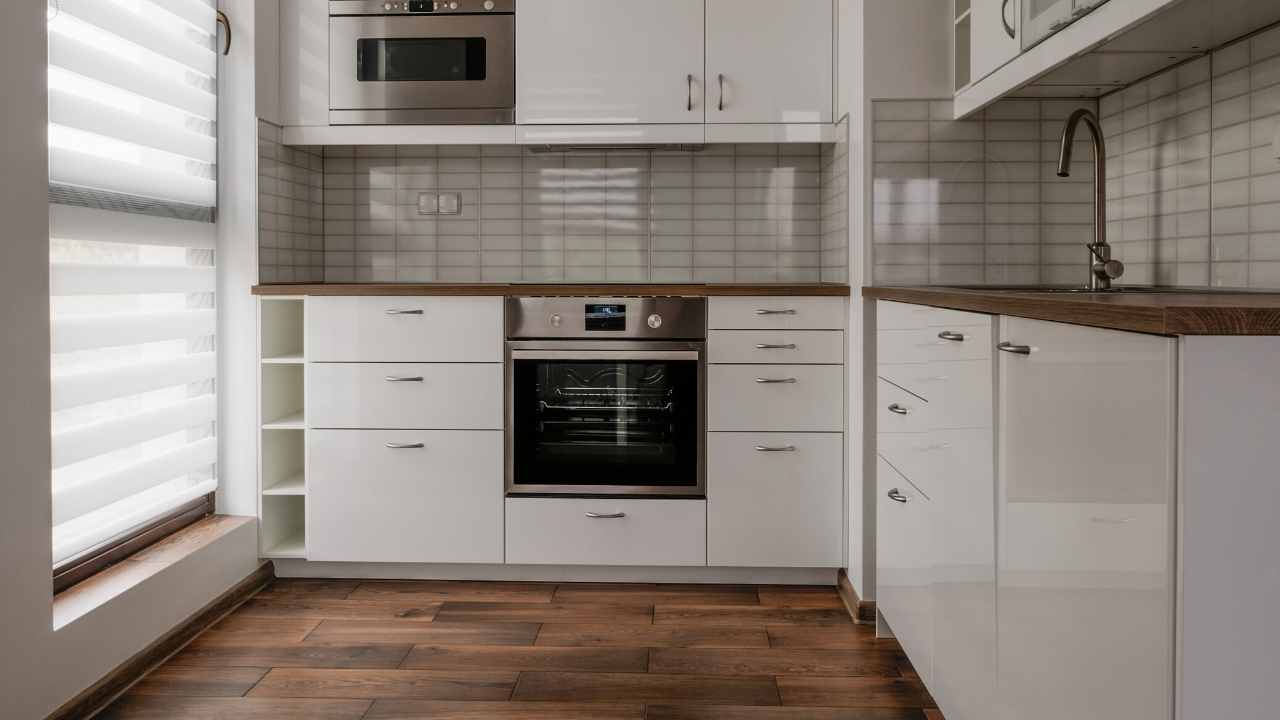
[585,304,626,331]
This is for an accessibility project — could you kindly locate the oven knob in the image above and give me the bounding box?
[449,1,458,7]
[484,0,495,7]
[383,2,392,8]
[647,313,663,329]
[550,314,562,328]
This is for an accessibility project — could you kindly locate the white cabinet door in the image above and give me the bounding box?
[705,0,833,123]
[996,317,1174,720]
[876,457,934,685]
[308,430,504,563]
[516,0,704,124]
[306,296,503,362]
[708,365,844,432]
[971,0,1021,82]
[308,363,503,430]
[707,432,843,567]
[279,0,329,126]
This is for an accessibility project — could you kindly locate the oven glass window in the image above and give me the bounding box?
[357,37,487,82]
[512,359,699,492]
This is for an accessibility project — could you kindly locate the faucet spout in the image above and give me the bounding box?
[1056,108,1120,290]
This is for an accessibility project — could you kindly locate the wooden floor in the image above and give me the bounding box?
[100,579,940,720]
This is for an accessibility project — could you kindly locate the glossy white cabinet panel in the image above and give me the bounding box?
[877,324,993,365]
[707,432,843,567]
[308,363,502,430]
[708,364,844,432]
[876,379,931,435]
[708,297,847,330]
[505,498,707,566]
[705,0,833,124]
[876,456,934,686]
[306,296,503,362]
[970,0,1021,83]
[877,301,990,330]
[877,359,992,429]
[996,316,1174,720]
[516,0,704,125]
[279,0,329,126]
[877,427,989,504]
[308,430,504,563]
[708,330,844,365]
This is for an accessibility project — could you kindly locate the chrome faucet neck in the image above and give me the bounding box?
[1058,108,1119,290]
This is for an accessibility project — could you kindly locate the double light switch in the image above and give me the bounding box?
[417,192,462,215]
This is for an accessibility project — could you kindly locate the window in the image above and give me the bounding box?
[47,0,219,591]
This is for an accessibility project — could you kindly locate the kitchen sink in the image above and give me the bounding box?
[941,285,1265,295]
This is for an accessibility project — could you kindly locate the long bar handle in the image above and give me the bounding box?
[687,74,694,111]
[586,512,626,519]
[888,488,910,503]
[385,308,424,315]
[385,442,425,449]
[937,330,965,342]
[755,445,797,452]
[755,309,796,316]
[756,343,798,350]
[756,377,798,384]
[998,341,1032,355]
[717,73,726,111]
[887,403,910,415]
[385,376,424,382]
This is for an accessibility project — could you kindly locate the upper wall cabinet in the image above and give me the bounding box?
[516,0,705,125]
[705,0,834,124]
[279,0,329,127]
[968,0,1020,85]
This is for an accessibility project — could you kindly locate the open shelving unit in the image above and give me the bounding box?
[259,296,307,559]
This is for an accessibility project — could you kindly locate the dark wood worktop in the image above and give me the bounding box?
[863,286,1280,336]
[253,283,852,297]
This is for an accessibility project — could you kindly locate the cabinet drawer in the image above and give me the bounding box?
[878,324,992,365]
[877,379,931,434]
[709,296,846,330]
[878,300,990,330]
[708,330,844,365]
[878,428,992,503]
[309,363,502,430]
[307,296,503,362]
[878,359,992,429]
[308,430,504,563]
[707,432,843,567]
[505,498,706,566]
[876,456,934,685]
[708,365,844,431]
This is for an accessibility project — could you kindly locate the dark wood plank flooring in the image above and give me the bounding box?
[99,579,938,719]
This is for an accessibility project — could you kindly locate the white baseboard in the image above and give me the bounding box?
[272,560,838,586]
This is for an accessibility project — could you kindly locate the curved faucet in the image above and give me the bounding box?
[1058,108,1124,290]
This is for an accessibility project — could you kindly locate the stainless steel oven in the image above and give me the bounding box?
[506,297,706,498]
[329,0,515,125]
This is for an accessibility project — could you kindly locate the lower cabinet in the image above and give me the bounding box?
[308,430,504,563]
[876,456,934,685]
[506,498,707,566]
[707,432,843,567]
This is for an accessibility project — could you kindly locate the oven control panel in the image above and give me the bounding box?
[330,0,513,15]
[507,297,705,340]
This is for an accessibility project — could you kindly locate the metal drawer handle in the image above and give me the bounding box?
[385,442,424,449]
[385,376,424,382]
[888,488,910,503]
[755,445,797,452]
[998,341,1032,355]
[756,377,798,384]
[1090,516,1136,525]
[937,330,965,342]
[385,308,424,315]
[912,442,952,452]
[887,403,910,415]
[687,73,694,111]
[756,343,797,350]
[717,73,726,111]
[755,309,797,316]
[586,512,626,519]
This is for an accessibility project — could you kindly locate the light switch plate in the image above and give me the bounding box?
[438,192,461,215]
[417,192,438,215]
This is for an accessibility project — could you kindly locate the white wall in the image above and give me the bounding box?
[0,5,258,717]
[865,0,954,99]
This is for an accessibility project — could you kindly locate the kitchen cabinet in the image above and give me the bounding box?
[876,456,934,685]
[308,363,503,430]
[516,0,705,125]
[996,316,1174,720]
[306,296,503,363]
[308,429,504,563]
[279,0,329,127]
[707,364,844,433]
[970,0,1021,82]
[506,498,707,566]
[705,0,833,124]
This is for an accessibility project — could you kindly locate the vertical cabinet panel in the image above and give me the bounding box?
[996,317,1174,720]
[971,0,1021,82]
[516,0,705,124]
[279,0,330,126]
[705,0,833,123]
[876,457,934,685]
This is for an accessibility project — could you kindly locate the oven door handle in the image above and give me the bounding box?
[509,350,701,361]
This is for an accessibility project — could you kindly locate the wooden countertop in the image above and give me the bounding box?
[863,286,1280,336]
[253,283,852,297]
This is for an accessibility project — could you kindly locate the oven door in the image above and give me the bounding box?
[329,14,515,124]
[507,342,706,498]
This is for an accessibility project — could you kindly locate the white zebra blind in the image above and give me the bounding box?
[47,0,219,567]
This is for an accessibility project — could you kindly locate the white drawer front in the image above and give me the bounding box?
[708,365,844,431]
[308,430,504,563]
[708,330,844,365]
[878,300,990,330]
[307,296,503,362]
[707,432,843,568]
[878,427,992,502]
[309,363,502,430]
[505,498,707,566]
[878,323,992,365]
[877,379,931,434]
[878,359,992,429]
[709,296,846,330]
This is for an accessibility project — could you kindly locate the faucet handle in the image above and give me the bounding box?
[1085,243,1125,280]
[1099,258,1125,279]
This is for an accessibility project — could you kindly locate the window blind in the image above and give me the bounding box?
[47,0,219,569]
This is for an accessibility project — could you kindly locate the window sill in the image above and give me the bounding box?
[52,515,254,631]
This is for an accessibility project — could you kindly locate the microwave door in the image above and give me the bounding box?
[329,15,515,113]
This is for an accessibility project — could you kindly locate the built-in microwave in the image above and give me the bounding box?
[328,0,515,125]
